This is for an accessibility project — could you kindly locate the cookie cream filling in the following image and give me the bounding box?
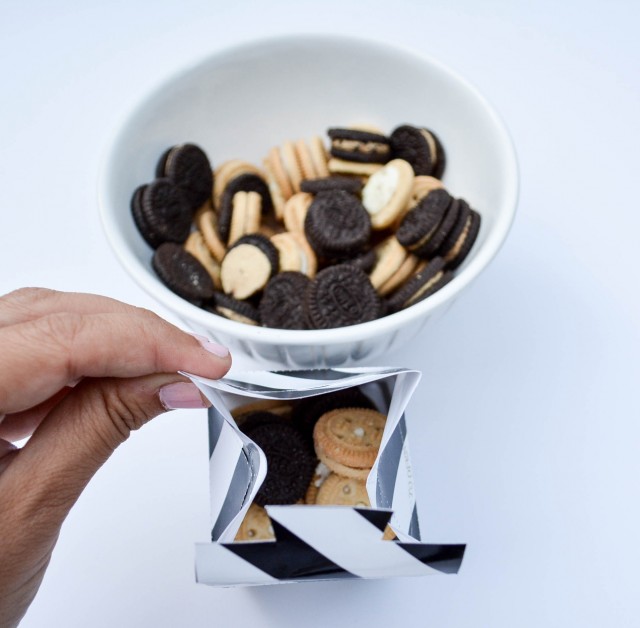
[332,139,390,155]
[216,307,259,325]
[362,164,399,215]
[420,129,438,162]
[405,270,444,307]
[444,216,472,261]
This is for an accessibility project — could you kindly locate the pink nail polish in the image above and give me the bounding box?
[159,382,208,410]
[191,334,230,358]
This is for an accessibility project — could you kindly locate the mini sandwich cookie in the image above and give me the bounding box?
[207,292,261,326]
[155,143,213,211]
[282,192,313,234]
[396,188,454,258]
[226,190,262,246]
[218,173,271,243]
[390,124,446,178]
[184,230,221,289]
[304,190,371,259]
[292,387,376,446]
[304,264,381,329]
[220,234,279,300]
[438,203,482,270]
[386,257,453,313]
[327,127,391,164]
[259,271,311,330]
[315,473,371,507]
[131,179,192,249]
[270,231,317,277]
[152,242,216,305]
[244,420,316,506]
[300,176,363,196]
[213,160,266,209]
[361,159,414,229]
[235,504,275,542]
[313,408,387,479]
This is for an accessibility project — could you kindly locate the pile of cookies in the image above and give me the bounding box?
[131,124,482,329]
[232,388,388,542]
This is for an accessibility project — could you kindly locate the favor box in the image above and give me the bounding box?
[187,367,466,585]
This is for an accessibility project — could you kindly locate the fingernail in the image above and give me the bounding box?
[159,382,209,410]
[191,333,230,358]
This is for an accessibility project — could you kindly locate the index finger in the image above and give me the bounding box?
[0,309,230,415]
[0,288,145,328]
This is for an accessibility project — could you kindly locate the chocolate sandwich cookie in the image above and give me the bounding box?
[396,188,453,255]
[131,179,192,249]
[220,234,279,300]
[327,128,391,164]
[152,242,216,304]
[218,173,272,243]
[414,198,461,259]
[245,421,316,506]
[304,190,371,259]
[207,292,261,325]
[259,271,311,330]
[443,209,481,270]
[304,264,380,329]
[386,257,451,313]
[155,143,213,211]
[237,411,286,434]
[390,125,446,178]
[300,176,363,196]
[292,387,376,444]
[334,249,377,273]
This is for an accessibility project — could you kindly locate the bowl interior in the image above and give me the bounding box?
[100,35,517,349]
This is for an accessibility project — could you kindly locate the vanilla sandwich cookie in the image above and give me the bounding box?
[309,135,330,177]
[220,234,279,300]
[213,160,265,209]
[227,191,262,246]
[409,176,446,210]
[235,504,275,542]
[313,407,387,470]
[195,206,227,263]
[184,230,222,288]
[263,146,294,219]
[378,253,420,297]
[281,141,303,194]
[271,231,317,277]
[328,157,382,176]
[315,473,371,507]
[282,192,313,233]
[361,158,414,230]
[368,236,409,291]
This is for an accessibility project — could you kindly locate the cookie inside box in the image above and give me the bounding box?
[187,367,466,585]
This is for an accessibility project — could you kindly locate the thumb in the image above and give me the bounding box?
[0,374,208,530]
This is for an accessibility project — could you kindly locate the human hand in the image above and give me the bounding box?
[0,288,231,628]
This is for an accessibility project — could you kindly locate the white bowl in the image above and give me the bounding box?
[99,35,518,368]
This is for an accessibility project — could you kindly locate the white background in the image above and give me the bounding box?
[1,0,639,626]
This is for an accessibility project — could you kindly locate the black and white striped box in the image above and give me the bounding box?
[186,367,466,585]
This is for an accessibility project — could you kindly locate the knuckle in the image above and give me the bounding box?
[96,382,154,439]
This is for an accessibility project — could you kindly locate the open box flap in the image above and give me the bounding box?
[184,367,466,585]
